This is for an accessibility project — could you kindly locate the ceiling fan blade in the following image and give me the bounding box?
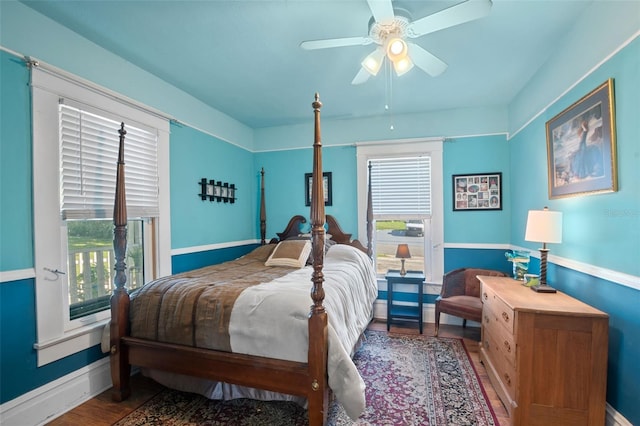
[408,43,448,77]
[366,0,395,24]
[351,67,372,85]
[300,36,372,50]
[407,0,492,38]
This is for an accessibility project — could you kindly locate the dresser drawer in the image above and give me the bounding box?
[482,284,515,334]
[483,319,516,368]
[483,328,517,401]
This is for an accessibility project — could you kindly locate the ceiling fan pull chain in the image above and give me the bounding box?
[385,61,395,131]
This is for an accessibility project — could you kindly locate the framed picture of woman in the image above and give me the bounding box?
[545,79,618,199]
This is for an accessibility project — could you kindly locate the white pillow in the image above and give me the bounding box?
[265,240,312,268]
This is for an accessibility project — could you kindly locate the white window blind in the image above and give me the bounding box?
[59,103,159,219]
[369,156,432,218]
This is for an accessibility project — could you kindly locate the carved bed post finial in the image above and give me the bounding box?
[310,93,325,315]
[308,93,329,425]
[367,161,374,259]
[260,167,266,245]
[113,122,128,292]
[110,122,131,401]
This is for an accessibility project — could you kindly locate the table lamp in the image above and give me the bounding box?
[395,244,411,276]
[524,207,563,293]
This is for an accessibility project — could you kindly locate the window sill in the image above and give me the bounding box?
[33,319,109,366]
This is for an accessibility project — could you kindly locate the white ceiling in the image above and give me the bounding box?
[21,0,593,129]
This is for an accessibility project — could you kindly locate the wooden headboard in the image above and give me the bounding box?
[273,214,367,254]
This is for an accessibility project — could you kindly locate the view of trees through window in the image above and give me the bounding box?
[374,219,425,276]
[67,219,144,319]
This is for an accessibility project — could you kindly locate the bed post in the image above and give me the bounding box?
[260,167,266,245]
[366,161,373,258]
[110,123,131,401]
[308,93,329,425]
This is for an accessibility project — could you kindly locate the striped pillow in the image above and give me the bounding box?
[264,240,312,268]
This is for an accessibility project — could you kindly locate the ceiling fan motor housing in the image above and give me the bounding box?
[367,7,412,45]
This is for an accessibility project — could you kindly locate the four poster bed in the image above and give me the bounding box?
[108,94,375,425]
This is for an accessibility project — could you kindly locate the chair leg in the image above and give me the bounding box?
[462,319,467,329]
[434,305,440,336]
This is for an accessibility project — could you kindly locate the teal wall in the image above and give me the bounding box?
[509,37,640,422]
[169,123,257,249]
[443,134,511,244]
[1,1,639,423]
[511,38,640,276]
[0,53,33,271]
[253,145,359,242]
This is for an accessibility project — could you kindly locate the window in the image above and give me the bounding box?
[357,140,444,283]
[59,103,159,321]
[369,156,432,276]
[31,65,171,366]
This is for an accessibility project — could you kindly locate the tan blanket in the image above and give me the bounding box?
[130,243,378,420]
[129,244,289,351]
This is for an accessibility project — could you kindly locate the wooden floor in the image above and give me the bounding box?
[47,321,511,426]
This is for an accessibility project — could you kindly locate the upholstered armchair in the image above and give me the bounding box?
[435,267,508,336]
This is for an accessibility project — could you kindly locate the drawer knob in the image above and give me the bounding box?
[484,314,490,324]
[482,292,488,301]
[502,311,510,323]
[503,340,511,353]
[504,373,511,385]
[484,340,490,350]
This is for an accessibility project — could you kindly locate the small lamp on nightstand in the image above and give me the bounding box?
[395,244,411,276]
[525,207,563,293]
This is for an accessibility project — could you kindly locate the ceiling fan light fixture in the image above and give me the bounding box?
[386,36,408,62]
[393,56,414,76]
[362,47,385,76]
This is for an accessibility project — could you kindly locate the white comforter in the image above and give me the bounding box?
[145,244,377,420]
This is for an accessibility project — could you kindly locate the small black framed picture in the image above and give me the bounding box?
[452,172,502,211]
[305,172,332,207]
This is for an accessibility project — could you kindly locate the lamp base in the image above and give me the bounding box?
[530,284,557,293]
[400,259,406,276]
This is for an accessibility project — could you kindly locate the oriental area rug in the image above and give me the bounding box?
[114,330,498,425]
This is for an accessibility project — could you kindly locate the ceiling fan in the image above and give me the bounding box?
[300,0,492,85]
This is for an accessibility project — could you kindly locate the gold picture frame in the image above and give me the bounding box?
[546,79,618,199]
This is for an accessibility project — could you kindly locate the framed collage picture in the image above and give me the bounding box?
[452,172,502,211]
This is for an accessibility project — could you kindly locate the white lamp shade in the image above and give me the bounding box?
[525,208,563,244]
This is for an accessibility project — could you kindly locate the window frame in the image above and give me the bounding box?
[31,66,171,366]
[356,138,444,283]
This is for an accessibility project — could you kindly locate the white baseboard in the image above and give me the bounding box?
[373,299,478,329]
[0,358,111,426]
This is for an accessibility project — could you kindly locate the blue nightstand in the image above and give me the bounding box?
[386,269,425,334]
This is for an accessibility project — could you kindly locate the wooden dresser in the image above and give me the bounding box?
[478,276,608,426]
